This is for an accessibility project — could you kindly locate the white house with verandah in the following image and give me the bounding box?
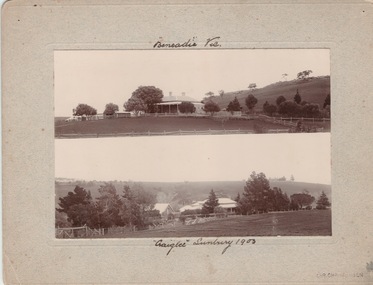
[179,198,237,213]
[157,92,204,114]
[153,203,174,219]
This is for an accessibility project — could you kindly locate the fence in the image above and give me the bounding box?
[55,129,254,138]
[55,225,105,238]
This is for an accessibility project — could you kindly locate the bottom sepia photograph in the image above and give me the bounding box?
[55,133,331,239]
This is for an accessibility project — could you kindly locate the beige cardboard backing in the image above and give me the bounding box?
[2,0,373,284]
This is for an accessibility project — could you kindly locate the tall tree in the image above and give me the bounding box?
[57,185,96,227]
[121,184,157,229]
[202,189,219,214]
[203,100,220,116]
[316,191,331,209]
[226,97,241,113]
[103,103,119,116]
[242,172,272,214]
[125,86,164,113]
[73,104,97,116]
[245,94,258,112]
[294,89,302,104]
[218,90,225,97]
[96,183,123,228]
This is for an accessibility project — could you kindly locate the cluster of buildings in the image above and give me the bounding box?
[153,197,238,220]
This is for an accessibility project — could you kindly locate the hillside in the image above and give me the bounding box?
[209,76,330,112]
[55,179,331,211]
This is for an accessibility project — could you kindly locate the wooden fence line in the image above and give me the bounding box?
[55,129,254,138]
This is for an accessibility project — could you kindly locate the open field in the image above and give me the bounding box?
[55,116,329,137]
[100,210,332,238]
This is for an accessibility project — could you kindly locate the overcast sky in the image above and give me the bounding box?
[54,49,330,116]
[55,133,331,185]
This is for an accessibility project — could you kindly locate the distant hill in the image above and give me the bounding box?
[55,179,331,211]
[208,76,330,111]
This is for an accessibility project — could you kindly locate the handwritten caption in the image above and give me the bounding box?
[154,237,256,256]
[153,36,221,49]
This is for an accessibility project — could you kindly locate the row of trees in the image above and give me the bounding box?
[235,172,331,214]
[262,90,330,118]
[203,94,258,116]
[56,183,160,230]
[72,103,120,116]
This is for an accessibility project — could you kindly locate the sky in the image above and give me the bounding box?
[54,49,330,116]
[55,133,331,185]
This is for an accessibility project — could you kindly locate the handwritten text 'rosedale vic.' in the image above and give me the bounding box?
[154,237,256,256]
[153,37,221,48]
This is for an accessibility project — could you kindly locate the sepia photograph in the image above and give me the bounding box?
[54,49,332,239]
[54,49,330,138]
[55,133,331,239]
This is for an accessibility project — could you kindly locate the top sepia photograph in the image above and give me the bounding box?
[54,49,330,138]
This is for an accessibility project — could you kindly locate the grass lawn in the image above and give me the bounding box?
[55,116,293,136]
[102,210,331,238]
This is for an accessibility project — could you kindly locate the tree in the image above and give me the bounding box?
[323,93,331,108]
[121,184,157,229]
[125,86,164,113]
[242,172,272,214]
[294,89,301,104]
[316,191,331,209]
[202,189,219,214]
[103,103,119,116]
[248,83,257,90]
[263,101,277,116]
[73,104,97,116]
[297,70,313,80]
[203,100,220,116]
[301,103,320,118]
[290,192,315,210]
[270,187,290,211]
[57,185,96,227]
[276,95,286,106]
[245,94,258,112]
[226,97,241,113]
[205,91,215,99]
[124,96,147,115]
[96,183,123,228]
[290,175,295,182]
[218,90,225,97]
[278,101,301,117]
[282,73,288,81]
[178,101,196,114]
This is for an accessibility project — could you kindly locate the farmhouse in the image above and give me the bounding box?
[157,92,204,114]
[153,203,174,219]
[179,198,237,213]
